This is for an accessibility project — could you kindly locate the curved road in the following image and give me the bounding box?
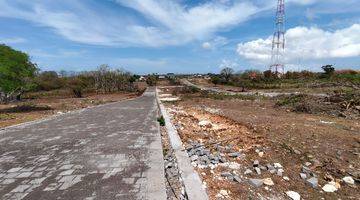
[0,88,166,200]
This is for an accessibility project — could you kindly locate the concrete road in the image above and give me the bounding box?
[0,88,166,200]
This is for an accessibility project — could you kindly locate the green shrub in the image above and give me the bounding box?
[157,116,165,126]
[275,94,307,107]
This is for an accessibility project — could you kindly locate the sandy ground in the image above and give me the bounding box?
[0,91,139,128]
[160,87,359,199]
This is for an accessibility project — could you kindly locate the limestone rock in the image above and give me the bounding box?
[263,178,274,186]
[307,177,318,188]
[249,179,263,187]
[286,191,301,200]
[322,183,337,193]
[342,176,355,185]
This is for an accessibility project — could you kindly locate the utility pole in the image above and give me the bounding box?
[270,0,286,75]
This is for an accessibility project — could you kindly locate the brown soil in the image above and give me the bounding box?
[163,90,359,199]
[0,91,139,128]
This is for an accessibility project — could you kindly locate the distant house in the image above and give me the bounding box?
[166,73,175,79]
[158,75,166,79]
[139,76,146,81]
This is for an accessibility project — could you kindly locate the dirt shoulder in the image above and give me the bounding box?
[160,87,359,199]
[0,91,139,128]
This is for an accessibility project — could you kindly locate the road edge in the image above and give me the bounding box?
[156,87,209,200]
[146,87,167,200]
[0,95,138,134]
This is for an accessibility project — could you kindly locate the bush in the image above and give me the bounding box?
[146,74,158,86]
[157,116,165,126]
[35,71,65,91]
[67,77,87,98]
[172,86,200,95]
[211,76,221,85]
[275,94,306,107]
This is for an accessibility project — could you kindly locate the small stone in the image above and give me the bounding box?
[198,120,212,127]
[307,177,318,188]
[277,169,284,176]
[191,155,198,161]
[322,183,337,193]
[228,162,241,170]
[233,175,242,183]
[260,166,267,171]
[197,150,205,156]
[283,176,290,181]
[253,160,259,167]
[263,178,274,186]
[269,169,276,174]
[258,152,264,157]
[228,152,241,158]
[302,166,311,174]
[305,162,312,166]
[219,189,229,197]
[219,157,226,163]
[274,163,283,169]
[221,172,233,178]
[266,164,275,171]
[254,167,261,175]
[165,162,173,169]
[342,176,355,185]
[249,179,263,187]
[294,150,301,155]
[300,173,307,179]
[244,169,252,175]
[286,191,301,200]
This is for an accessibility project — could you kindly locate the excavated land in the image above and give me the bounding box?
[159,86,359,200]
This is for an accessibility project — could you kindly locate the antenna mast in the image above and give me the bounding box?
[270,0,285,74]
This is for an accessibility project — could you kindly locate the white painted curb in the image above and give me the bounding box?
[156,87,208,200]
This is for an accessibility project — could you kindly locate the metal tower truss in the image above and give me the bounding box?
[270,0,285,75]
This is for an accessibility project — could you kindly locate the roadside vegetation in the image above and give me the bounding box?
[0,44,147,127]
[209,66,359,92]
[0,44,144,104]
[188,66,360,119]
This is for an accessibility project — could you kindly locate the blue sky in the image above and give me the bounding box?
[0,0,359,74]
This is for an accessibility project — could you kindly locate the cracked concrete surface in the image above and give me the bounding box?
[0,87,166,200]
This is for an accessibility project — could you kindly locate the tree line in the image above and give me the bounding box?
[210,66,359,91]
[0,44,142,103]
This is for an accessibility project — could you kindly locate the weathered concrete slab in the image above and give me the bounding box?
[0,87,166,200]
[156,88,209,200]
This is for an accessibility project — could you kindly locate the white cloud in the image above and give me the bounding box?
[114,58,167,68]
[202,42,212,50]
[0,0,357,48]
[219,59,239,69]
[116,0,258,40]
[0,0,261,47]
[237,24,360,65]
[29,49,86,58]
[202,36,228,50]
[0,37,26,44]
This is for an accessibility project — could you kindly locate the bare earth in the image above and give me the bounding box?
[161,87,359,199]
